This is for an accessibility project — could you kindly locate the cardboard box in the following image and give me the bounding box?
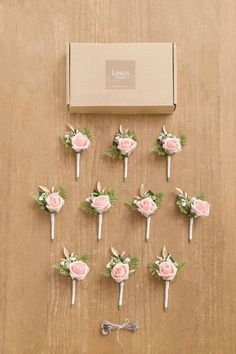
[66,43,177,114]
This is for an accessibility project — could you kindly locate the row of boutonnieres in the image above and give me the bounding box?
[34,183,210,242]
[54,246,184,311]
[61,124,186,181]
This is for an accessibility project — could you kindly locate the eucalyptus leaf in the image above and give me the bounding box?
[111,246,119,257]
[97,181,102,193]
[175,187,184,196]
[140,184,145,198]
[38,185,50,194]
[63,246,70,259]
[66,123,75,131]
[162,125,167,134]
[162,246,168,258]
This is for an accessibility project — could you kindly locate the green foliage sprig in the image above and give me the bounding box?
[149,246,184,280]
[80,182,117,216]
[54,247,90,279]
[61,124,92,153]
[152,125,186,156]
[175,187,206,218]
[101,247,140,278]
[105,125,137,159]
[127,184,165,214]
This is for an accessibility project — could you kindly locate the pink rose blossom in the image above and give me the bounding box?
[71,132,91,152]
[111,262,129,283]
[69,261,89,281]
[136,197,157,218]
[191,199,210,217]
[46,193,64,213]
[163,137,182,155]
[117,138,137,156]
[91,195,111,214]
[158,261,177,281]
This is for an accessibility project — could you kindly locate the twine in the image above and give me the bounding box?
[101,319,140,348]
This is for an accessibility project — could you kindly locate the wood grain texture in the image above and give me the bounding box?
[0,1,236,353]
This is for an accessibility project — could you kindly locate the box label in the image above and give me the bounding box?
[105,60,135,89]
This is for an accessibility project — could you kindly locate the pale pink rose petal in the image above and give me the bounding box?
[136,197,157,218]
[69,261,89,281]
[163,137,182,155]
[91,195,111,214]
[111,262,129,283]
[71,132,91,153]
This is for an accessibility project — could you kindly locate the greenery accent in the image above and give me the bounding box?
[197,192,206,200]
[82,127,92,141]
[126,201,139,212]
[101,268,111,277]
[152,143,166,156]
[80,201,98,215]
[179,133,187,147]
[129,255,140,271]
[104,144,123,159]
[54,263,70,277]
[148,262,160,279]
[60,135,74,153]
[147,191,165,206]
[78,254,90,264]
[103,187,117,206]
[58,186,66,199]
[33,192,47,211]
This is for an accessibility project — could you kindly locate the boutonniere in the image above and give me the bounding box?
[175,188,210,242]
[127,184,164,241]
[153,125,186,181]
[105,125,137,180]
[81,182,117,241]
[61,124,92,180]
[34,185,65,241]
[102,247,139,309]
[54,247,90,305]
[149,246,184,311]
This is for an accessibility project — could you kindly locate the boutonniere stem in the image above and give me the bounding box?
[76,152,81,179]
[124,156,128,180]
[164,280,170,311]
[98,213,103,241]
[118,281,125,309]
[189,217,194,242]
[146,216,151,241]
[167,155,171,181]
[50,213,55,241]
[71,279,76,305]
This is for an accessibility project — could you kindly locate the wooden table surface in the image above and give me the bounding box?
[0,1,235,353]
